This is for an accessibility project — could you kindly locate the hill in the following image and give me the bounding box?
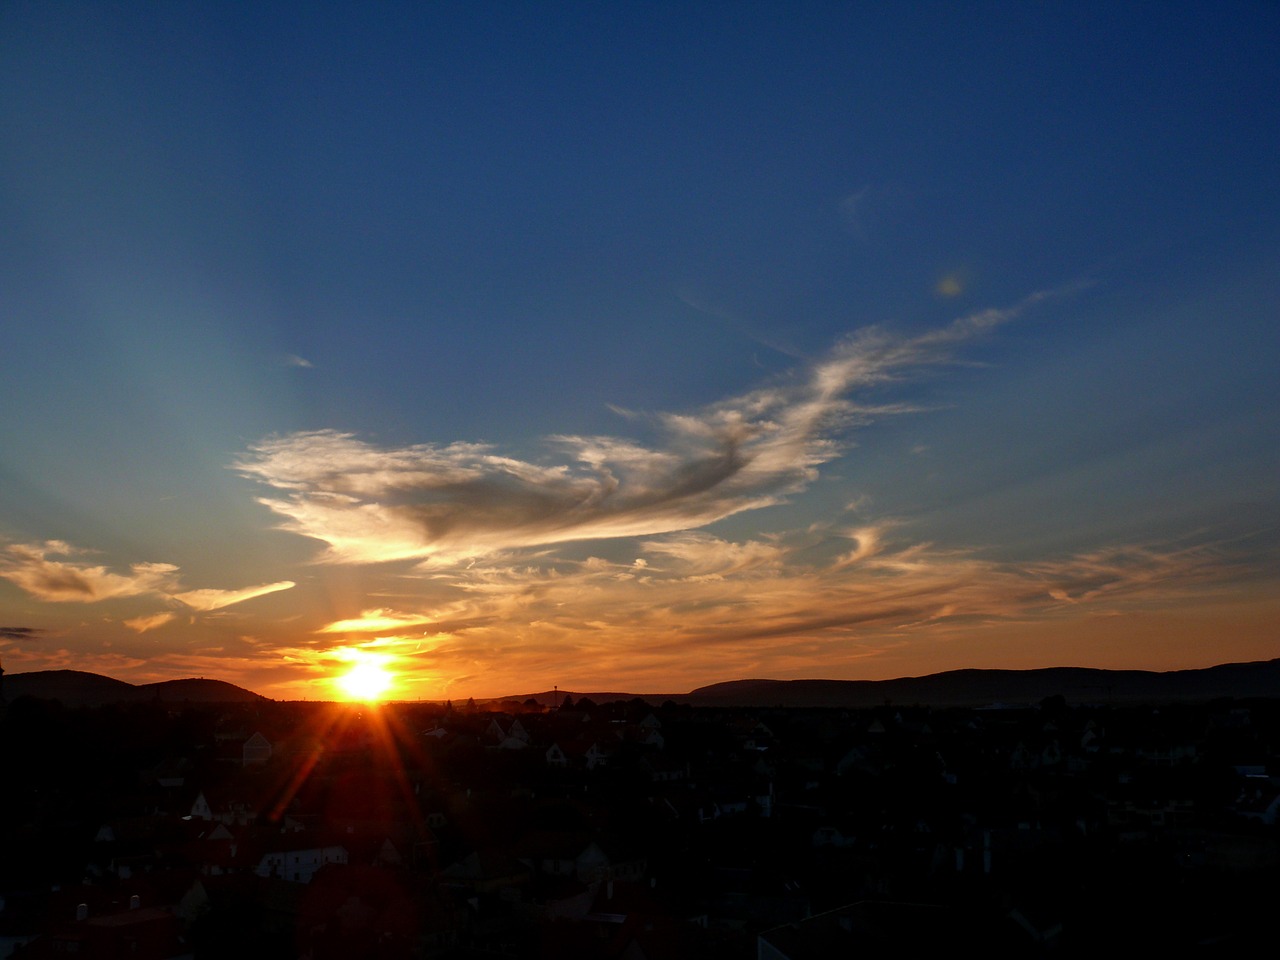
[686,658,1280,707]
[486,689,676,708]
[2,670,264,707]
[137,677,266,703]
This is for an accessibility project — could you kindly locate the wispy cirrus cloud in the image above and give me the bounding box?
[0,541,294,612]
[1023,542,1244,605]
[238,294,1059,566]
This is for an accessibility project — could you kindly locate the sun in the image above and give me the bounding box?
[335,657,395,702]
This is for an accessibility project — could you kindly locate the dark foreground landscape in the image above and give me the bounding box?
[1,661,1278,957]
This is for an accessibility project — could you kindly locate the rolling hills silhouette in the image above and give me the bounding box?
[684,659,1280,707]
[5,658,1277,707]
[2,670,264,706]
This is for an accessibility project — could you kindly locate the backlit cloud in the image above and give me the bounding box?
[0,541,295,613]
[238,296,1057,567]
[0,542,179,602]
[318,609,439,634]
[124,612,177,633]
[171,581,296,612]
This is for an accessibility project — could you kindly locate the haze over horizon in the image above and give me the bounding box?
[2,3,1277,701]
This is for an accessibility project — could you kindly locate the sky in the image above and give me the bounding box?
[1,2,1277,701]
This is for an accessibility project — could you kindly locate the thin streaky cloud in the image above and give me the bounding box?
[284,354,314,368]
[171,581,297,612]
[124,612,176,633]
[675,287,806,359]
[318,609,438,634]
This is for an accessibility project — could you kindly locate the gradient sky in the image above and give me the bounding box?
[2,2,1277,700]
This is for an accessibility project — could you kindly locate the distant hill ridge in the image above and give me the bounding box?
[685,659,1280,707]
[2,670,264,706]
[4,659,1278,708]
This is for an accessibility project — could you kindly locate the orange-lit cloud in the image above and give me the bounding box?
[318,609,438,634]
[123,612,177,633]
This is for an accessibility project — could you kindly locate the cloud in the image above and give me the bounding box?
[238,296,1057,566]
[124,612,176,633]
[641,533,786,578]
[1024,542,1242,605]
[0,541,295,613]
[0,626,43,641]
[674,288,804,359]
[171,581,296,612]
[832,526,886,568]
[285,354,314,368]
[839,186,874,239]
[839,183,910,242]
[0,542,179,602]
[318,609,439,634]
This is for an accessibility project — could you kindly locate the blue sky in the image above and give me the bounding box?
[2,2,1277,699]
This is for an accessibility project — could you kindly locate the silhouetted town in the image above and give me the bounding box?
[2,671,1279,957]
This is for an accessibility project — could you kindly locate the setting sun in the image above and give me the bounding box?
[334,656,395,701]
